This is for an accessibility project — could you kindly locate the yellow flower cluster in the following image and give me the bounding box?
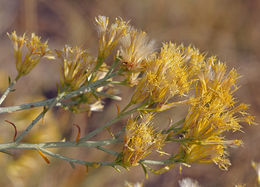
[111,16,254,171]
[95,15,128,59]
[131,43,205,111]
[56,45,96,91]
[56,45,110,113]
[178,60,254,170]
[6,15,254,175]
[122,113,165,166]
[7,31,53,78]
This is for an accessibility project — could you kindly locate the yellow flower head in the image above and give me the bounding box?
[122,113,165,166]
[182,143,231,170]
[95,15,128,59]
[177,59,254,170]
[56,45,95,91]
[7,31,53,77]
[131,42,203,110]
[188,60,254,132]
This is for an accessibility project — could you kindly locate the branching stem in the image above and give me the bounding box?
[0,75,20,106]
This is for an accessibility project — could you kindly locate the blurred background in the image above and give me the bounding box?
[0,0,259,186]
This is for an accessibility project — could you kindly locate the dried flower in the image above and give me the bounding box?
[56,45,95,91]
[95,15,128,59]
[119,28,155,86]
[122,113,165,166]
[120,28,155,71]
[7,31,53,77]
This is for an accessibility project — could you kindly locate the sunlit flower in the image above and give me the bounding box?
[7,31,53,77]
[95,15,128,59]
[131,42,202,110]
[122,113,165,166]
[181,143,231,170]
[56,45,95,91]
[176,60,254,170]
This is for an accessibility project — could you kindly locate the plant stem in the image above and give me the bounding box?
[96,146,120,156]
[39,148,116,166]
[79,104,144,142]
[0,138,120,150]
[162,118,185,134]
[0,73,118,114]
[0,75,20,106]
[15,92,65,143]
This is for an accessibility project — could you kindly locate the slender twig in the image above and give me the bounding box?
[15,110,47,143]
[0,73,117,114]
[0,91,120,114]
[15,92,65,143]
[39,147,180,167]
[39,149,178,167]
[79,103,144,142]
[39,148,116,166]
[96,146,120,156]
[0,76,20,106]
[162,118,185,134]
[0,139,121,150]
[120,102,132,113]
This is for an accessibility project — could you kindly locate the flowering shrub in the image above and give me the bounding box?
[0,16,255,179]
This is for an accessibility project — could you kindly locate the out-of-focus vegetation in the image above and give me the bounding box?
[0,0,259,187]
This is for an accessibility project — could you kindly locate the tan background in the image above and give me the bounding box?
[0,0,259,186]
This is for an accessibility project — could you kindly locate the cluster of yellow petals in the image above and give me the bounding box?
[6,15,255,174]
[56,45,96,91]
[7,31,53,77]
[178,60,254,170]
[122,113,165,166]
[95,15,128,59]
[131,43,205,111]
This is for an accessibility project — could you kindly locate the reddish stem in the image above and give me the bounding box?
[4,120,17,141]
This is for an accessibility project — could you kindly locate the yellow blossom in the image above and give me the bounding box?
[95,15,128,59]
[131,42,203,110]
[56,45,95,91]
[122,113,165,166]
[181,143,231,170]
[176,60,254,170]
[7,31,53,77]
